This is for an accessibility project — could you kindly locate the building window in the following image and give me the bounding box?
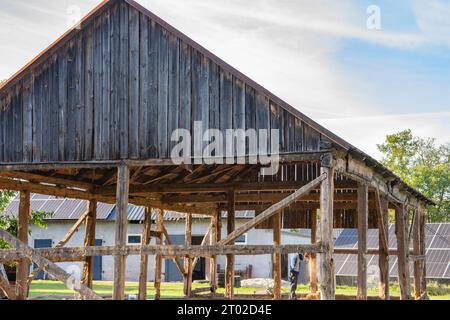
[127,234,142,245]
[235,234,247,245]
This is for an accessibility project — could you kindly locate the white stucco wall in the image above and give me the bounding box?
[29,219,311,282]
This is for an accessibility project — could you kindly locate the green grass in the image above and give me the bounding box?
[28,280,450,300]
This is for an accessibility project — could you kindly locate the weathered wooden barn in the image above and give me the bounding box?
[0,0,432,300]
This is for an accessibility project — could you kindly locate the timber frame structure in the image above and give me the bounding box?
[0,0,432,300]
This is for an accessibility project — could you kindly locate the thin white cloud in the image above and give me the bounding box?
[320,112,450,159]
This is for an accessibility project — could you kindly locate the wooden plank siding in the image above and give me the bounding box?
[0,1,326,165]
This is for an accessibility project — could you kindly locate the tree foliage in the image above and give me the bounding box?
[377,129,450,222]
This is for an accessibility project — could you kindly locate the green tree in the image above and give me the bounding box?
[377,129,450,222]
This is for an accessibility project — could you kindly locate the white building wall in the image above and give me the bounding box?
[29,219,311,282]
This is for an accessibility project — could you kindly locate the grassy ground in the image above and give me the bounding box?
[28,280,450,300]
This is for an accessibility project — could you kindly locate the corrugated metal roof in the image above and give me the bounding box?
[3,194,255,222]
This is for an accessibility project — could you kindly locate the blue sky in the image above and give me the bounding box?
[0,0,448,159]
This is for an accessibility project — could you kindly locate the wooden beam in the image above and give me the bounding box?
[192,224,212,271]
[225,191,236,300]
[419,206,427,295]
[413,207,423,299]
[319,157,335,300]
[0,264,16,300]
[1,244,325,263]
[357,183,368,300]
[138,207,152,300]
[184,213,193,297]
[81,200,97,289]
[375,190,390,300]
[154,209,163,300]
[0,229,102,300]
[209,211,219,293]
[395,205,410,300]
[309,209,318,295]
[15,191,31,300]
[273,211,281,300]
[56,210,90,248]
[218,174,327,246]
[160,223,186,276]
[113,165,129,300]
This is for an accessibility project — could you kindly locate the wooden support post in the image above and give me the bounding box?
[113,165,129,300]
[419,206,427,295]
[395,205,410,300]
[309,209,318,295]
[209,211,219,293]
[413,207,423,299]
[357,183,368,300]
[319,155,335,300]
[154,209,163,300]
[138,207,152,300]
[376,193,390,300]
[82,200,97,289]
[184,213,193,297]
[16,191,30,300]
[273,211,281,300]
[225,191,235,300]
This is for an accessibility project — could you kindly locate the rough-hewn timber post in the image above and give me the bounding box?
[16,191,30,300]
[209,210,219,293]
[319,154,335,300]
[357,183,368,300]
[154,209,163,300]
[113,165,129,300]
[377,195,390,300]
[419,205,427,295]
[82,199,97,289]
[138,207,152,300]
[184,213,193,297]
[309,209,318,296]
[225,191,236,300]
[413,207,423,298]
[273,211,282,300]
[395,205,410,300]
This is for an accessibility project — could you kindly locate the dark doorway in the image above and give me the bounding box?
[165,235,206,282]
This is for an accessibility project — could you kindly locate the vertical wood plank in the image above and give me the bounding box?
[376,193,390,300]
[420,206,427,294]
[101,11,111,160]
[84,24,94,160]
[139,14,149,158]
[110,3,121,159]
[158,28,169,158]
[184,213,193,297]
[395,205,410,300]
[273,211,281,300]
[22,77,33,162]
[209,210,219,293]
[309,209,318,295]
[319,156,335,300]
[413,208,422,298]
[225,191,235,300]
[15,191,30,300]
[129,6,140,159]
[168,35,180,153]
[357,183,368,300]
[119,2,129,159]
[138,207,152,300]
[82,200,97,289]
[113,165,129,300]
[179,42,192,132]
[154,209,163,300]
[147,20,160,158]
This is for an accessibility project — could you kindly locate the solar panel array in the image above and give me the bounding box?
[334,223,450,279]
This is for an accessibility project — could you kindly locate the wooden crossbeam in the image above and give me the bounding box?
[218,174,328,245]
[0,244,325,263]
[56,209,90,248]
[160,223,186,276]
[0,229,102,300]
